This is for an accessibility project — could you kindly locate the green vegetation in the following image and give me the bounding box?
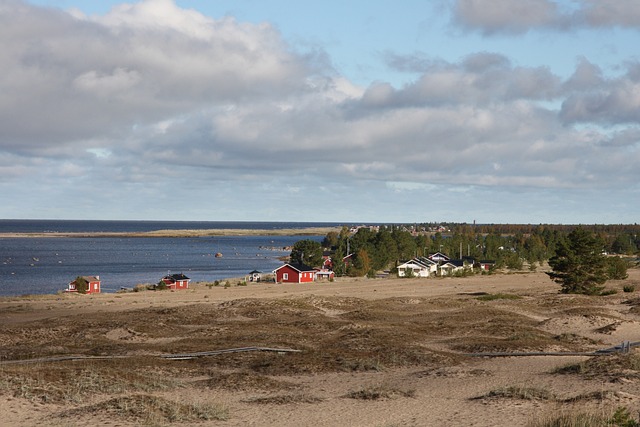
[289,239,323,267]
[294,223,638,280]
[547,227,608,295]
[73,276,88,294]
[607,256,630,280]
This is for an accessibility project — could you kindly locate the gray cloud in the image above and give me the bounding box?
[451,0,562,34]
[0,0,311,154]
[450,0,640,34]
[560,61,640,124]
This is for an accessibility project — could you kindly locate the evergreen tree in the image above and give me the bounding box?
[547,227,608,295]
[74,276,88,294]
[289,239,323,267]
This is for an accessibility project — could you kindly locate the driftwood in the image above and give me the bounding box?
[0,346,301,365]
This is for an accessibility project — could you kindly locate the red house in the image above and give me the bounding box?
[273,263,316,283]
[160,273,190,290]
[66,276,101,294]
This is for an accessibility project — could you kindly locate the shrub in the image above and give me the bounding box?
[624,285,636,293]
[607,256,630,280]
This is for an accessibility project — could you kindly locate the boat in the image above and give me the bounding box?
[215,252,223,258]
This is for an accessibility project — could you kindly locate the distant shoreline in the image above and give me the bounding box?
[0,227,340,239]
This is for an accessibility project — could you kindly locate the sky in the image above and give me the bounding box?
[1,0,639,224]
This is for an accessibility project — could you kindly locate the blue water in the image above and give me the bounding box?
[0,219,341,234]
[0,221,334,296]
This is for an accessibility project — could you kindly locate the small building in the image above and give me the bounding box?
[342,253,354,268]
[248,270,262,282]
[315,268,335,281]
[477,260,496,271]
[160,273,190,290]
[66,276,101,294]
[273,263,316,283]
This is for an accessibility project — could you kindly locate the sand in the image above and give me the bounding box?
[1,268,639,426]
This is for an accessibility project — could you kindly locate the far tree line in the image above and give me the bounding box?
[288,224,637,294]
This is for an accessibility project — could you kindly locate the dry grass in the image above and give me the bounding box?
[553,353,640,381]
[528,406,640,427]
[243,393,323,405]
[473,384,556,401]
[60,394,229,424]
[344,383,416,400]
[2,272,640,425]
[193,371,297,391]
[0,360,178,404]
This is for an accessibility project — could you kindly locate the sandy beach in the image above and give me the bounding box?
[1,268,639,426]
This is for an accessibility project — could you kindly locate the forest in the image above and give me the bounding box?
[303,223,640,278]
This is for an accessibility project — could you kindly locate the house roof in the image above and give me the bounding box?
[449,259,466,267]
[274,263,315,273]
[163,273,190,281]
[398,257,436,269]
[73,276,99,282]
[428,252,450,261]
[249,270,262,274]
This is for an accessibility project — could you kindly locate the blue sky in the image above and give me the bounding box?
[2,0,640,223]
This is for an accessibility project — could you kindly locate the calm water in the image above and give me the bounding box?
[0,220,333,296]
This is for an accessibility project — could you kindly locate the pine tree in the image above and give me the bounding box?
[546,227,608,295]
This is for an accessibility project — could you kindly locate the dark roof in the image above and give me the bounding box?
[72,276,100,283]
[163,273,190,281]
[275,263,315,272]
[249,270,262,274]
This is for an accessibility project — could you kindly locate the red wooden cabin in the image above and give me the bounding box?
[273,263,315,283]
[160,273,190,290]
[66,276,101,294]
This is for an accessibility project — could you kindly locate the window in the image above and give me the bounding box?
[283,273,288,280]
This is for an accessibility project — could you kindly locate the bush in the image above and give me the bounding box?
[624,285,636,293]
[607,256,630,280]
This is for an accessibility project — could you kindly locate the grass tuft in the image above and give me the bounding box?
[473,385,555,401]
[344,383,416,400]
[243,393,322,405]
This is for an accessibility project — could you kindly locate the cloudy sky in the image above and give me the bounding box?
[2,0,639,224]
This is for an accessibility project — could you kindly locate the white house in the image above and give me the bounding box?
[397,257,438,277]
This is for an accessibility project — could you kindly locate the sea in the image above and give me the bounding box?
[0,220,339,297]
